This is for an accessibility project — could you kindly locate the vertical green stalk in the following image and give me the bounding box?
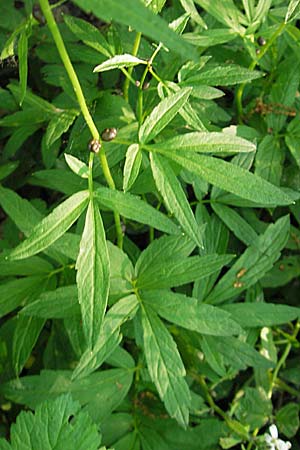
[236,21,286,123]
[39,0,124,248]
[38,0,99,140]
[123,31,142,102]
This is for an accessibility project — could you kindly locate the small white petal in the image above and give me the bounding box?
[276,440,292,450]
[270,424,278,439]
[265,434,273,444]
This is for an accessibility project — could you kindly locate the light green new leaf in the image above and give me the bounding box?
[123,144,142,192]
[65,153,89,179]
[12,315,45,375]
[148,131,256,154]
[179,0,207,28]
[9,190,89,260]
[150,152,205,248]
[141,304,191,426]
[143,290,242,336]
[93,54,147,72]
[143,0,167,13]
[139,87,192,144]
[73,0,197,60]
[94,186,180,235]
[155,150,292,205]
[63,14,112,57]
[136,253,233,290]
[222,302,300,328]
[72,294,139,380]
[285,0,300,22]
[76,200,110,349]
[0,394,102,450]
[206,216,290,304]
[20,285,80,318]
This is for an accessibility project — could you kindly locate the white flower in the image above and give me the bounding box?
[265,425,292,450]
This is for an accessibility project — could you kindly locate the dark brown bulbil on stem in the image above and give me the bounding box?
[88,139,101,153]
[257,36,266,46]
[101,127,117,141]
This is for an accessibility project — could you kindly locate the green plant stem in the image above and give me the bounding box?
[194,374,249,441]
[88,152,94,194]
[274,378,300,397]
[137,43,164,124]
[39,0,124,248]
[39,0,99,140]
[246,428,259,450]
[236,21,286,123]
[268,321,300,399]
[123,31,142,102]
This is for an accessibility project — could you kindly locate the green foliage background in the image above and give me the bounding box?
[0,0,300,449]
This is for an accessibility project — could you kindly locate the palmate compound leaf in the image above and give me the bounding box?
[139,87,192,144]
[76,199,110,349]
[143,290,242,336]
[8,190,89,260]
[205,215,291,305]
[152,149,293,206]
[150,152,205,248]
[141,303,191,427]
[0,393,102,450]
[73,0,197,61]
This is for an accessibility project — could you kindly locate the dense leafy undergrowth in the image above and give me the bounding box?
[0,0,300,449]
